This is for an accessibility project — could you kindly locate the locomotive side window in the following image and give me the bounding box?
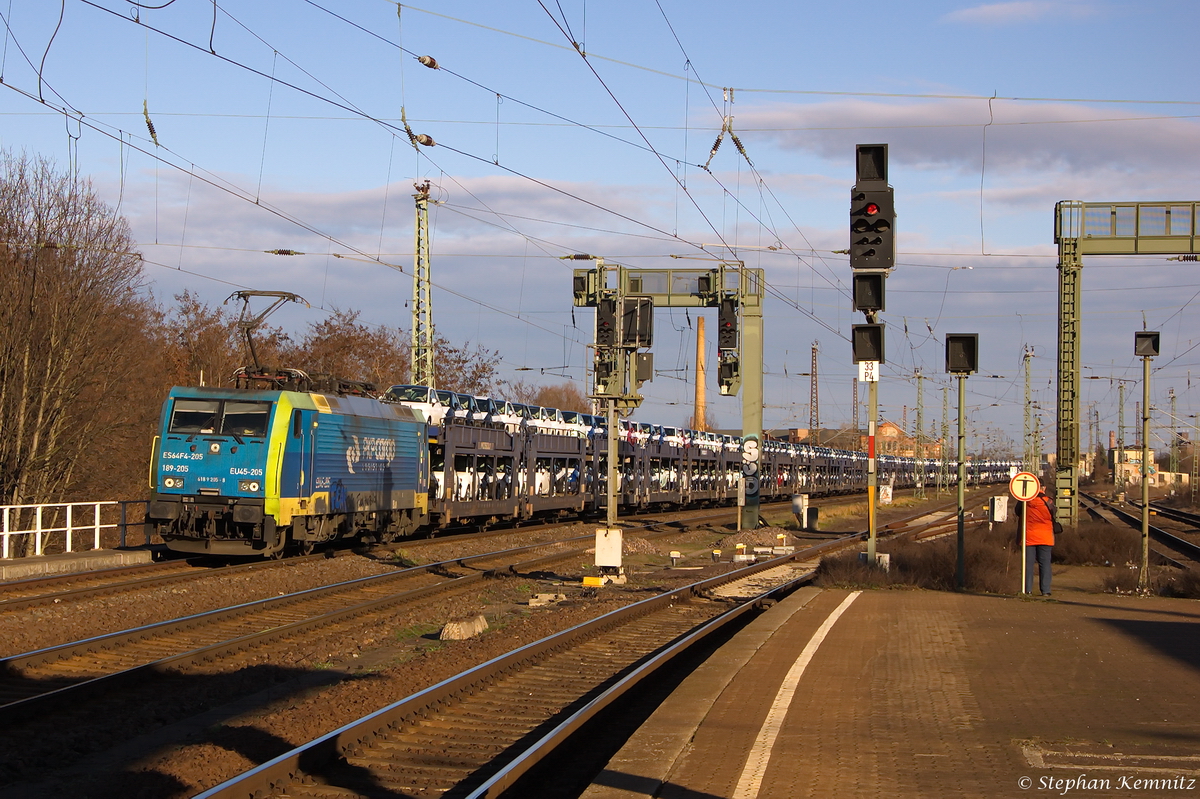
[221,401,271,437]
[292,409,302,438]
[169,399,221,434]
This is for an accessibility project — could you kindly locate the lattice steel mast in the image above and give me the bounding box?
[809,341,819,444]
[915,370,925,499]
[1118,382,1126,490]
[852,378,859,432]
[1023,346,1035,472]
[1191,416,1198,506]
[939,386,950,495]
[411,181,435,388]
[1170,388,1179,476]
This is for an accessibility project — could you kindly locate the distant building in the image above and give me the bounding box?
[788,422,943,459]
[1107,446,1188,487]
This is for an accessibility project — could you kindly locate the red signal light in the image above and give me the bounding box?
[865,202,880,216]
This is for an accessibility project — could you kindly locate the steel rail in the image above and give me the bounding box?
[0,553,335,612]
[192,549,827,799]
[192,497,994,799]
[0,488,941,612]
[1081,492,1200,563]
[462,572,804,799]
[1144,500,1200,530]
[0,557,193,597]
[0,537,587,719]
[0,517,739,724]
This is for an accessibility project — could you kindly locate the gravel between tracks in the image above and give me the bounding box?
[0,521,610,658]
[0,496,987,799]
[0,556,402,657]
[0,519,743,798]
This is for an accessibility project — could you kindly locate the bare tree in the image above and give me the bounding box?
[0,152,154,547]
[504,379,540,404]
[534,381,589,412]
[161,290,246,387]
[289,307,408,388]
[433,334,505,396]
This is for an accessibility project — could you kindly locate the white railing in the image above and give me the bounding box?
[1,502,119,559]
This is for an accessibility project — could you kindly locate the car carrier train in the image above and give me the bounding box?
[146,383,1019,558]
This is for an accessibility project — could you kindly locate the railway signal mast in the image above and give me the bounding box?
[570,257,654,584]
[1054,200,1200,527]
[572,259,765,539]
[849,144,894,565]
[1135,330,1160,593]
[946,333,980,591]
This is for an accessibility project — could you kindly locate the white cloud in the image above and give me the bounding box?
[943,1,1099,25]
[734,98,1200,206]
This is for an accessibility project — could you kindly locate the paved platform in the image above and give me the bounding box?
[585,567,1200,798]
[0,547,156,580]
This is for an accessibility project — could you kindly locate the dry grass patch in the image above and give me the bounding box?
[815,519,1184,596]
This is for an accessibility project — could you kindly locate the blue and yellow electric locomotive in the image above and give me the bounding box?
[148,386,428,557]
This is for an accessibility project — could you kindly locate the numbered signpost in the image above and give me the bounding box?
[1009,471,1041,595]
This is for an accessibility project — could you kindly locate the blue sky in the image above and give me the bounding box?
[3,0,1199,455]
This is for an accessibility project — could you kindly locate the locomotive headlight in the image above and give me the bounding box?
[209,443,221,454]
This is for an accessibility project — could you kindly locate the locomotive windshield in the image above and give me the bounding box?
[168,398,271,437]
[169,399,221,433]
[221,401,271,437]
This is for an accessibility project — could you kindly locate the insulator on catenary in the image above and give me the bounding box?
[701,134,724,171]
[142,99,159,147]
[730,133,754,167]
[265,249,304,256]
[418,55,439,69]
[1172,254,1198,261]
[415,133,436,147]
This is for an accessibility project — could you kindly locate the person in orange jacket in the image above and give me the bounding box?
[1023,486,1059,596]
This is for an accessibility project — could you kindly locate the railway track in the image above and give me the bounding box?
[0,557,197,605]
[191,504,972,799]
[0,512,682,612]
[1145,500,1200,531]
[194,554,818,799]
[0,493,980,797]
[0,492,856,614]
[0,481,941,614]
[0,513,745,726]
[0,554,343,613]
[0,490,976,624]
[1080,492,1200,564]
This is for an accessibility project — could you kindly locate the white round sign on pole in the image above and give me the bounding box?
[1009,471,1041,502]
